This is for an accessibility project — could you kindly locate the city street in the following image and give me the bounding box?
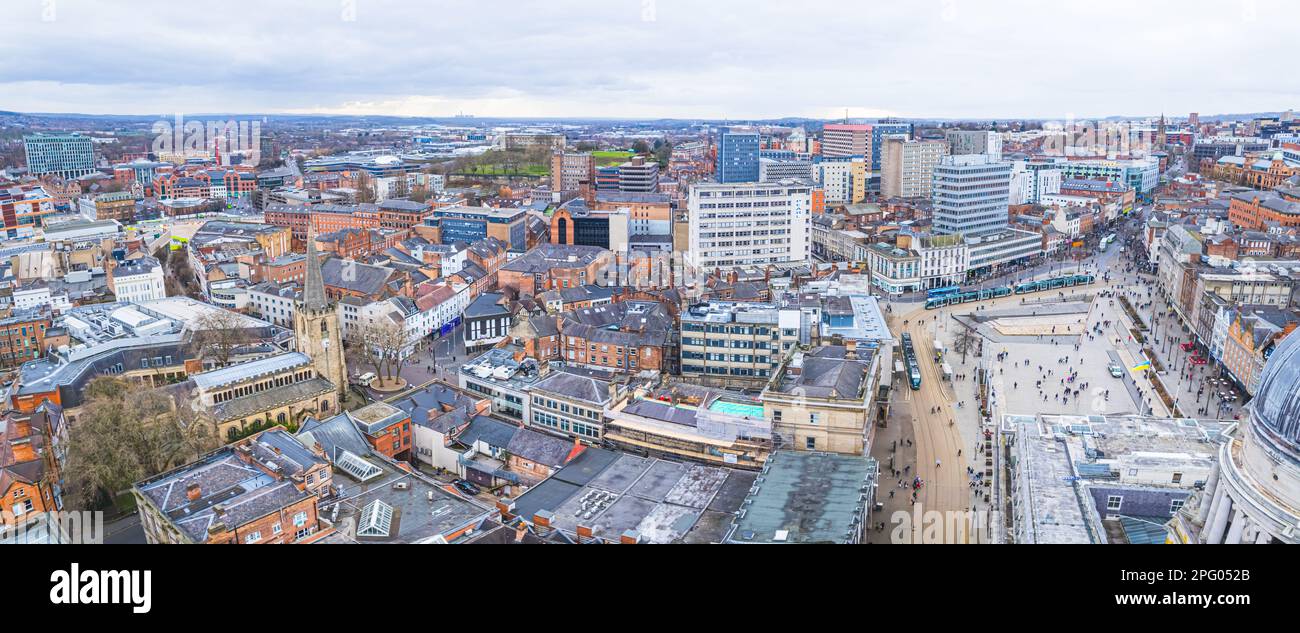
[873,223,1202,542]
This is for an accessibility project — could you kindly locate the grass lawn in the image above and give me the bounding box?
[113,492,137,514]
[591,150,634,166]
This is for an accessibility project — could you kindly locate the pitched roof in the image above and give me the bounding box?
[456,415,518,449]
[505,427,573,468]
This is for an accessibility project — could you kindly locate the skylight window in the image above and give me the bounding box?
[357,499,393,538]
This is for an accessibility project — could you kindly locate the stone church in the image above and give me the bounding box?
[184,236,349,441]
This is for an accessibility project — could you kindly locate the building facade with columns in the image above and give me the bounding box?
[1195,330,1300,544]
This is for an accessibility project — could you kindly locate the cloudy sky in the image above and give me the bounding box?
[2,0,1297,120]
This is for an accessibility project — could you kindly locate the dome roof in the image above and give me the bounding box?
[1249,330,1300,454]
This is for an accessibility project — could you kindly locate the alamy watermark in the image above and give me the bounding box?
[890,503,998,544]
[0,510,104,544]
[1040,118,1157,158]
[152,114,262,163]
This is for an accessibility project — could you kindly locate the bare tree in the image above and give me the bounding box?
[953,324,979,364]
[354,171,377,203]
[353,317,411,385]
[191,309,253,368]
[63,377,221,510]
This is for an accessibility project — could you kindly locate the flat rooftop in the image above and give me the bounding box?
[325,451,491,544]
[512,447,755,544]
[1003,413,1234,544]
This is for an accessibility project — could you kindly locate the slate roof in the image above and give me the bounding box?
[771,346,872,399]
[320,257,395,297]
[297,411,372,459]
[390,382,479,430]
[464,292,510,318]
[134,445,312,543]
[501,244,607,274]
[530,370,610,405]
[456,415,518,450]
[210,377,337,423]
[505,427,573,469]
[560,321,667,348]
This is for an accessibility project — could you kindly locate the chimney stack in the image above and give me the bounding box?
[620,529,641,544]
[576,524,595,544]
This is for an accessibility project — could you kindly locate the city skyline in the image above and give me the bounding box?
[3,0,1299,120]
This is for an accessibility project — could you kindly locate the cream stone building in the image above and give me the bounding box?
[761,343,880,455]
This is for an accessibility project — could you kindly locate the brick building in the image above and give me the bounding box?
[497,244,613,298]
[0,308,52,369]
[132,428,332,544]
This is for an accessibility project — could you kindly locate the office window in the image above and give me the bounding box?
[1106,495,1123,512]
[1170,499,1185,515]
[805,436,816,449]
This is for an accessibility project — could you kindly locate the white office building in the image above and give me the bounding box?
[932,154,1012,236]
[1010,159,1063,204]
[759,157,815,182]
[688,179,812,271]
[109,257,166,304]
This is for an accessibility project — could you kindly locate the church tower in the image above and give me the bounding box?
[294,233,347,404]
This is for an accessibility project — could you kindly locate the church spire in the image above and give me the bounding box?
[303,225,328,312]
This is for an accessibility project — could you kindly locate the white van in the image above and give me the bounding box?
[357,372,376,386]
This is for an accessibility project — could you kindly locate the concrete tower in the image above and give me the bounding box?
[294,233,347,405]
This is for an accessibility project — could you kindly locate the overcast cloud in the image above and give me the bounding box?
[1,0,1296,119]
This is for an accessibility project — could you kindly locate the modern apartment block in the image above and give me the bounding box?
[687,179,812,270]
[23,133,96,179]
[932,154,1012,236]
[680,300,802,386]
[881,138,948,199]
[1009,158,1063,204]
[944,130,1003,162]
[815,156,867,204]
[617,155,660,193]
[759,157,814,182]
[1056,156,1159,201]
[716,128,760,183]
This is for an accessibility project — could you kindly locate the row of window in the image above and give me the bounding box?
[243,511,312,543]
[532,410,600,438]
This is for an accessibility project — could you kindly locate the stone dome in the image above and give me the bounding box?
[1248,330,1300,455]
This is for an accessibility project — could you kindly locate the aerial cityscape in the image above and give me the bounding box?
[0,1,1296,561]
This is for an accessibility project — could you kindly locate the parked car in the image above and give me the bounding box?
[1108,364,1124,378]
[452,479,480,496]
